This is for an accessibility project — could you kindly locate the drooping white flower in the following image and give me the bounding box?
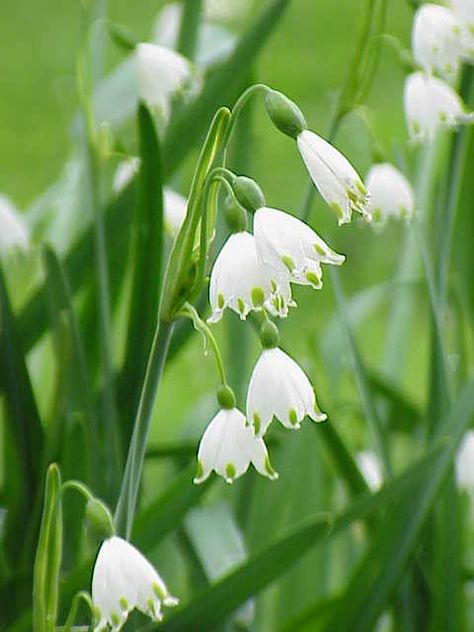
[404,71,471,142]
[194,407,278,484]
[356,450,383,491]
[412,4,465,80]
[365,163,415,225]
[208,231,293,323]
[253,206,345,293]
[134,43,192,117]
[92,536,178,631]
[0,195,30,253]
[246,347,326,437]
[296,130,370,225]
[456,431,474,490]
[450,0,474,32]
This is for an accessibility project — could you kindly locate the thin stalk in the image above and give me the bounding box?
[114,320,174,538]
[176,0,203,59]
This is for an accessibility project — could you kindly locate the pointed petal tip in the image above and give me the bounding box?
[163,596,179,607]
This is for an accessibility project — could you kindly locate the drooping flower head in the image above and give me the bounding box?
[246,321,326,437]
[92,536,178,631]
[254,206,345,292]
[365,163,415,226]
[194,405,278,484]
[208,230,292,323]
[404,71,471,142]
[0,195,30,254]
[263,89,369,225]
[134,43,192,117]
[412,4,465,80]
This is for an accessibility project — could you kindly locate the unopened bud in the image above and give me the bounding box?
[223,196,248,233]
[85,498,115,539]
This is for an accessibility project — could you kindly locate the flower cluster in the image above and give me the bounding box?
[405,2,474,143]
[194,89,371,485]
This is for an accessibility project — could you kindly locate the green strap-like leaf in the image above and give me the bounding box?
[119,103,164,451]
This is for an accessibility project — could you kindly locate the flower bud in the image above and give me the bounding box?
[264,89,307,139]
[259,320,280,349]
[223,195,248,233]
[85,498,115,539]
[232,176,266,213]
[217,384,236,410]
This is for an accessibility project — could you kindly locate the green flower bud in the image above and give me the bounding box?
[85,498,115,539]
[259,320,280,349]
[217,384,236,409]
[223,195,248,233]
[265,90,307,139]
[232,176,266,213]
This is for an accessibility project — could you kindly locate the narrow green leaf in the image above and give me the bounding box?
[0,266,45,568]
[32,464,62,632]
[119,103,164,451]
[323,380,474,632]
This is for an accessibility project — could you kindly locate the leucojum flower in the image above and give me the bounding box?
[134,42,192,117]
[247,321,326,437]
[365,163,415,225]
[92,536,178,630]
[264,89,370,225]
[412,3,466,80]
[194,386,278,484]
[404,71,472,142]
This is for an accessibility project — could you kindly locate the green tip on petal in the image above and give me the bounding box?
[251,286,265,307]
[281,254,296,273]
[265,455,279,480]
[111,612,121,627]
[194,460,204,483]
[305,271,321,288]
[225,463,236,482]
[289,408,299,426]
[237,297,246,315]
[253,412,261,435]
[119,597,128,612]
[217,293,225,309]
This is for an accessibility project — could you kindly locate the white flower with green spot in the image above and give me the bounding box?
[450,0,474,55]
[404,71,471,142]
[296,131,370,225]
[246,347,327,437]
[412,4,465,80]
[92,536,178,631]
[208,230,292,323]
[365,163,415,226]
[194,407,278,484]
[253,206,345,292]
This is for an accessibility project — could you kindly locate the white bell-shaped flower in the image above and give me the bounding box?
[365,163,415,225]
[356,450,383,491]
[404,71,471,142]
[0,195,30,254]
[254,206,345,292]
[208,230,292,323]
[412,4,465,80]
[92,536,178,631]
[456,431,474,491]
[134,43,192,117]
[246,347,327,437]
[296,130,370,225]
[450,0,474,57]
[194,407,278,484]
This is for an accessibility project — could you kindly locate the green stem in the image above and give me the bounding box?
[61,480,94,502]
[114,320,174,538]
[180,302,229,386]
[62,591,94,632]
[176,0,203,59]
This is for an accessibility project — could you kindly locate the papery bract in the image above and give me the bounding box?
[194,407,278,483]
[254,206,345,292]
[296,130,370,225]
[246,347,326,437]
[92,536,177,631]
[365,163,415,225]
